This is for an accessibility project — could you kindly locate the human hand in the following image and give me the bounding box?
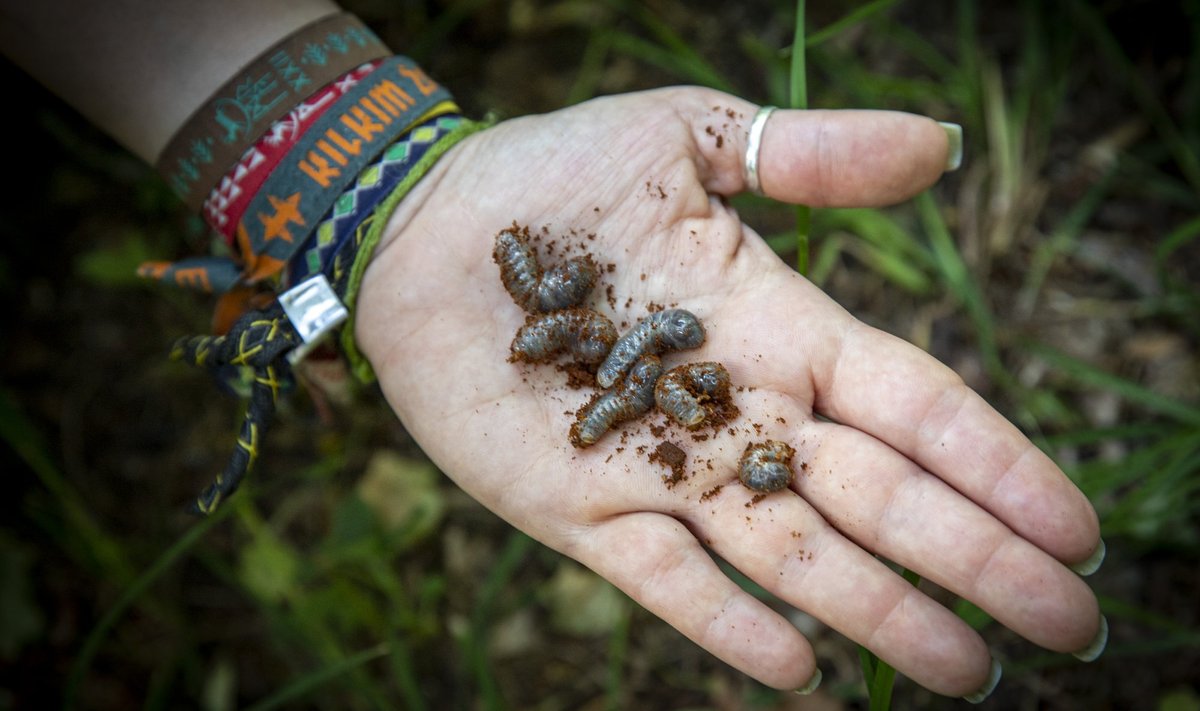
[353,87,1104,699]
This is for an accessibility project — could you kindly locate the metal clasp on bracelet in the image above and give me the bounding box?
[278,274,349,365]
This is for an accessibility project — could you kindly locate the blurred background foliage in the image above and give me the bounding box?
[1,0,1197,708]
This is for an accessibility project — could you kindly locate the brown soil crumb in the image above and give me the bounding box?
[605,283,617,310]
[650,440,688,487]
[648,421,666,438]
[700,484,723,502]
[703,395,740,434]
[745,494,767,507]
[556,361,598,390]
[704,125,725,149]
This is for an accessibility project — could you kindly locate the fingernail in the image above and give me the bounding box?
[1073,614,1108,662]
[938,121,963,171]
[793,667,822,695]
[962,657,1002,704]
[1070,539,1106,577]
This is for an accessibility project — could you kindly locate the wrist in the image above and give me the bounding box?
[346,121,492,382]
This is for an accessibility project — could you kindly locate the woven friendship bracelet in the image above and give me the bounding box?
[172,312,298,514]
[336,117,493,382]
[137,105,460,297]
[164,47,491,513]
[157,12,389,210]
[285,112,468,286]
[171,118,489,513]
[202,59,386,241]
[137,60,458,297]
[234,55,456,284]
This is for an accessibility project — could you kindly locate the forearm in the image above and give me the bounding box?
[0,0,338,162]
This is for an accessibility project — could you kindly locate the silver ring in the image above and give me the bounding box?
[744,106,776,196]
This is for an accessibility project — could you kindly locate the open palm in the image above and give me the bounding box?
[353,87,1102,698]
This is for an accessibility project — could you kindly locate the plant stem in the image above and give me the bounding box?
[63,508,233,711]
[791,0,811,275]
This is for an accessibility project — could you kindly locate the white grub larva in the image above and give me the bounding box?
[570,355,663,447]
[654,361,731,428]
[510,308,618,365]
[494,226,598,312]
[738,440,796,493]
[596,309,705,388]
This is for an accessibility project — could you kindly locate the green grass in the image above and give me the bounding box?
[6,0,1199,709]
[606,0,1198,706]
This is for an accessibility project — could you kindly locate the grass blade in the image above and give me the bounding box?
[605,599,632,711]
[860,569,920,709]
[464,531,535,710]
[806,0,898,48]
[1,388,133,584]
[917,192,1004,380]
[63,507,234,711]
[791,0,810,275]
[242,643,390,711]
[1066,0,1200,193]
[1026,343,1200,426]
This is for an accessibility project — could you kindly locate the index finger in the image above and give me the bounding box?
[813,321,1102,565]
[680,91,1100,565]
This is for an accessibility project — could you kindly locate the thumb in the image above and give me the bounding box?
[675,89,960,207]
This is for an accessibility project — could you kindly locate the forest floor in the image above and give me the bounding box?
[2,1,1198,709]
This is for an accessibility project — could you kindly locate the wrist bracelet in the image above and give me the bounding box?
[202,59,386,242]
[157,12,390,210]
[149,47,491,514]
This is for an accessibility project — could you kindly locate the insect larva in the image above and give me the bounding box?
[738,440,796,493]
[510,308,617,365]
[654,361,731,428]
[596,309,705,388]
[538,258,598,312]
[571,355,663,447]
[494,227,598,312]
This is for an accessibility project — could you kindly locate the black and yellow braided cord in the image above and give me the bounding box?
[172,305,299,514]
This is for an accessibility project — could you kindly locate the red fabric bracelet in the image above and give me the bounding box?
[202,59,384,243]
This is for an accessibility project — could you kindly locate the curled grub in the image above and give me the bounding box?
[494,224,599,312]
[570,355,662,447]
[510,308,617,365]
[654,361,731,429]
[738,440,796,493]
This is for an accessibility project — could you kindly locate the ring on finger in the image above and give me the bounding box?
[744,105,777,196]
